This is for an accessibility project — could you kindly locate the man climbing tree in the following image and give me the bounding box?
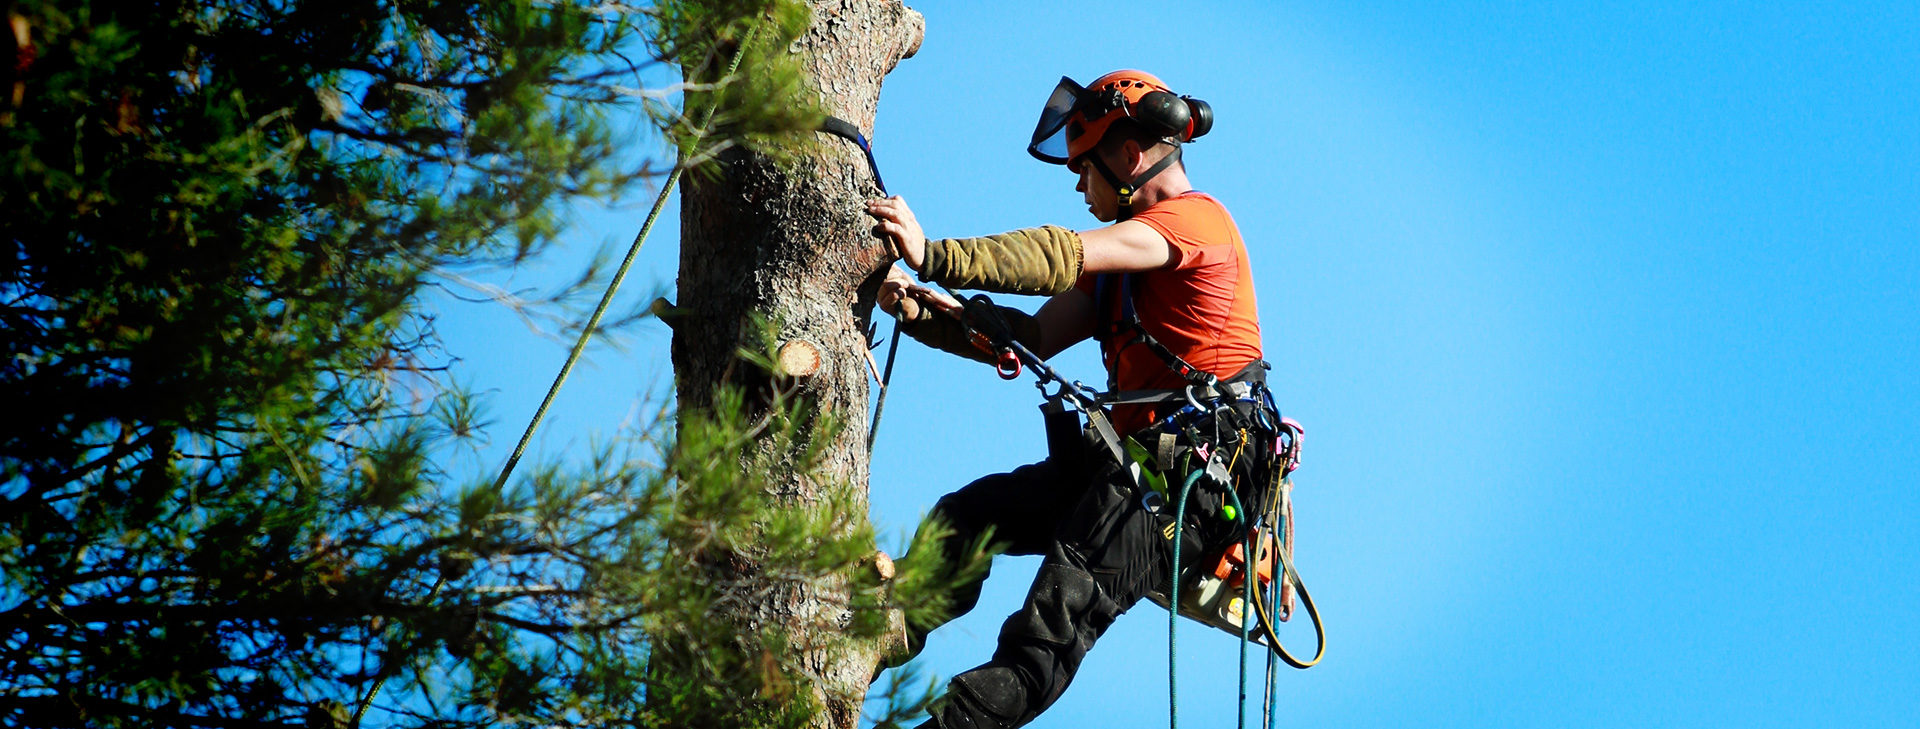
[866,69,1283,728]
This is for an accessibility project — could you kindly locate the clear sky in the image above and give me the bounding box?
[432,1,1920,726]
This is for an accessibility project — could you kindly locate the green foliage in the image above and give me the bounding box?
[645,385,871,727]
[865,662,948,729]
[0,0,900,727]
[633,321,987,729]
[649,0,825,170]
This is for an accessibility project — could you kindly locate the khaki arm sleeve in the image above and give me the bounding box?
[921,225,1083,296]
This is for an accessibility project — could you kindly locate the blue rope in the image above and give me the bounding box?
[1229,487,1253,729]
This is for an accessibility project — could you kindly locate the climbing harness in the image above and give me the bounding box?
[1153,378,1322,729]
[1092,270,1219,391]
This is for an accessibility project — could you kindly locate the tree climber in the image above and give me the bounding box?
[868,69,1275,729]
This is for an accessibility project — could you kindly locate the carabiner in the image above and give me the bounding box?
[996,349,1022,380]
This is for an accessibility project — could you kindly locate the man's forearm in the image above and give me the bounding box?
[897,304,1045,366]
[921,226,1084,296]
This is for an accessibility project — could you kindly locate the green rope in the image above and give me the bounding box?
[1168,468,1205,729]
[489,165,675,495]
[491,26,761,496]
[352,22,765,729]
[1169,467,1261,729]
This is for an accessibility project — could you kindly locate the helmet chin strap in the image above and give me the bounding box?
[1084,144,1183,221]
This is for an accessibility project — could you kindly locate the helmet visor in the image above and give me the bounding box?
[1027,77,1086,165]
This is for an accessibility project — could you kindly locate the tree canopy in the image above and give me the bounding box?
[1,1,946,726]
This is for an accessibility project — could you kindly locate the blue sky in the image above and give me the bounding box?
[433,1,1919,726]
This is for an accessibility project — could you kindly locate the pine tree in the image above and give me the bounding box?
[1,1,947,727]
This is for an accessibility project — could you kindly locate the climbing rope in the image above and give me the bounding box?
[490,25,764,496]
[1238,492,1255,729]
[1166,437,1325,729]
[1168,465,1260,729]
[1253,473,1326,670]
[1168,468,1207,729]
[868,328,901,452]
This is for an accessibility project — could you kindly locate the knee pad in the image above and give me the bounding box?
[1004,562,1115,648]
[943,667,1027,728]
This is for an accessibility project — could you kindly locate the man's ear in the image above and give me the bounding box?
[1120,139,1146,175]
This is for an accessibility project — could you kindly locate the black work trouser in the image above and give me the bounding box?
[904,452,1223,729]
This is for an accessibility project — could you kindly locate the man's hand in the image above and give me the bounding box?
[877,264,960,322]
[867,196,927,271]
[876,264,921,320]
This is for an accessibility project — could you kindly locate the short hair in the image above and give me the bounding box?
[1096,118,1182,164]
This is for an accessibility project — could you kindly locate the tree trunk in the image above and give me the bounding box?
[672,2,923,727]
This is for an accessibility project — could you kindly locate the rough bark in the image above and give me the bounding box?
[671,2,923,727]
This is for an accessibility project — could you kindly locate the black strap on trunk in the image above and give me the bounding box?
[819,115,887,194]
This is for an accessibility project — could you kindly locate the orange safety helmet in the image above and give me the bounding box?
[1027,70,1213,168]
[1028,70,1213,218]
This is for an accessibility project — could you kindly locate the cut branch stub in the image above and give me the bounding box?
[650,297,680,330]
[776,339,822,378]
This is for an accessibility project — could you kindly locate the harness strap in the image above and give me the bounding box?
[1100,379,1258,406]
[1083,406,1130,471]
[1093,271,1218,391]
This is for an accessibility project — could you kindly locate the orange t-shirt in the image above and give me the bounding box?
[1075,191,1263,432]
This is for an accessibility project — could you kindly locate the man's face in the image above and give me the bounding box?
[1073,157,1117,222]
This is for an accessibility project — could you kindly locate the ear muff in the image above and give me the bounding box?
[1183,96,1213,141]
[1135,90,1192,140]
[1135,90,1214,142]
